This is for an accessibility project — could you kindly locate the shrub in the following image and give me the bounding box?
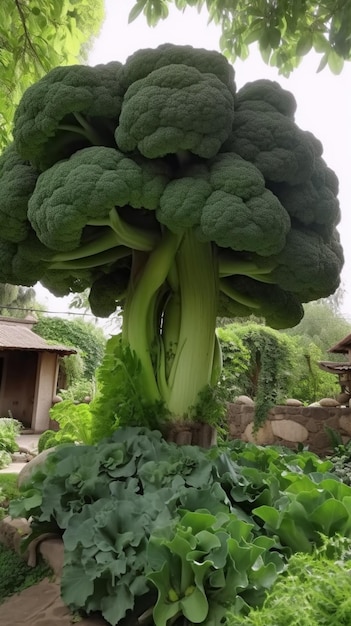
[227,535,351,626]
[0,416,22,454]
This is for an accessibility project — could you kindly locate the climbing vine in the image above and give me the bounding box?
[218,323,295,429]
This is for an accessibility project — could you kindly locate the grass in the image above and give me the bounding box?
[0,473,20,519]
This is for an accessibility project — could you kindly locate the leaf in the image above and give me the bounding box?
[61,564,94,606]
[101,583,135,625]
[317,53,329,73]
[268,27,281,49]
[309,500,349,536]
[313,32,330,53]
[296,32,313,56]
[128,0,147,24]
[252,505,280,529]
[180,585,209,622]
[327,49,344,74]
[180,511,217,535]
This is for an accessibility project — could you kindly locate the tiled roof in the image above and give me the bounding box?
[318,361,351,374]
[328,334,351,353]
[0,318,76,355]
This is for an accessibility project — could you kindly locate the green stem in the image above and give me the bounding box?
[218,252,276,278]
[50,247,130,270]
[219,278,261,309]
[58,112,104,146]
[167,231,218,418]
[51,230,123,262]
[123,229,183,403]
[89,209,159,251]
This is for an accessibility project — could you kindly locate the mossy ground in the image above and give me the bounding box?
[0,473,20,519]
[0,473,52,603]
[0,542,52,604]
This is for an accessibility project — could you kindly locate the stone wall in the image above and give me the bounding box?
[227,401,351,456]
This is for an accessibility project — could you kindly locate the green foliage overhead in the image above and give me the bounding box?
[10,429,347,625]
[0,0,104,150]
[0,44,343,424]
[130,0,351,75]
[0,284,39,317]
[34,316,105,379]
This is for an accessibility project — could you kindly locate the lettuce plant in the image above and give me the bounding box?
[147,510,284,626]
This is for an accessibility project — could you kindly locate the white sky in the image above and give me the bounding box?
[35,0,351,324]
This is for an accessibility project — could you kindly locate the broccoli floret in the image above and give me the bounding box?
[0,145,39,243]
[222,109,318,185]
[120,43,236,93]
[158,153,290,256]
[236,79,297,117]
[88,268,130,317]
[13,62,123,170]
[219,276,304,329]
[116,64,234,158]
[28,146,170,251]
[270,228,344,300]
[268,156,340,231]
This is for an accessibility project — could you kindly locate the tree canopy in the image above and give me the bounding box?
[0,284,40,317]
[0,0,104,151]
[130,0,351,75]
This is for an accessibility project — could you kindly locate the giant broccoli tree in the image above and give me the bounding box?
[0,44,343,443]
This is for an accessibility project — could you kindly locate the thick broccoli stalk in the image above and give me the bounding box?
[0,44,344,433]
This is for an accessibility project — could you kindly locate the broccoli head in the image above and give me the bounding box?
[0,43,343,422]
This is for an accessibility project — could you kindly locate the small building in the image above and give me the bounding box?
[319,333,351,402]
[0,315,76,431]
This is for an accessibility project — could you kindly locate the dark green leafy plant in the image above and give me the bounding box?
[90,336,169,442]
[10,429,351,625]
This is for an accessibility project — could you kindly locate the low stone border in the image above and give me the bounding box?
[227,401,351,455]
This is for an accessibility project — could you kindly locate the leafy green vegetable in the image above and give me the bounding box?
[9,430,351,624]
[147,510,284,626]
